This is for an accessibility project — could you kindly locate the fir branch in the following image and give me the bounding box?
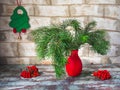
[31,19,110,78]
[84,21,97,32]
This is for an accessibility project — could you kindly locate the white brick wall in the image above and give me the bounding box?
[70,5,103,17]
[0,43,18,57]
[108,32,120,45]
[30,17,51,29]
[18,43,36,56]
[0,0,120,64]
[51,0,83,5]
[88,17,117,30]
[105,5,120,19]
[33,0,50,5]
[0,0,49,5]
[107,45,118,57]
[86,0,116,4]
[1,5,34,16]
[0,31,31,42]
[0,0,16,5]
[0,17,10,30]
[110,56,120,64]
[0,57,52,64]
[35,6,69,16]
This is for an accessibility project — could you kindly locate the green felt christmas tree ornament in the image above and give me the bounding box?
[9,0,30,39]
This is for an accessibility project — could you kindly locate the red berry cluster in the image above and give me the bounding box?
[93,70,111,80]
[13,28,26,33]
[20,65,40,78]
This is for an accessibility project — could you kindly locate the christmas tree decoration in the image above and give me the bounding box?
[9,0,30,40]
[66,50,82,77]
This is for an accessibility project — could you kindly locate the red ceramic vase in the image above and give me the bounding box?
[66,50,82,77]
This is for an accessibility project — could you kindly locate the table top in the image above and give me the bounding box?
[0,64,120,90]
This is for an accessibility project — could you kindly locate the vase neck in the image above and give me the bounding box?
[71,50,78,55]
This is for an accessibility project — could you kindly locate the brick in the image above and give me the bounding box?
[0,57,31,64]
[20,31,33,42]
[108,32,120,45]
[2,5,16,16]
[33,0,50,5]
[107,45,118,56]
[101,56,111,64]
[9,57,52,64]
[86,0,116,4]
[0,31,31,42]
[23,5,34,16]
[78,44,111,64]
[0,0,35,5]
[88,17,117,30]
[35,6,69,16]
[116,46,120,56]
[0,43,18,57]
[0,17,11,30]
[6,58,24,64]
[70,5,103,17]
[51,0,83,5]
[2,5,34,16]
[80,56,111,64]
[0,31,16,42]
[20,0,34,4]
[80,57,102,64]
[0,32,7,41]
[111,56,120,63]
[105,6,120,19]
[30,17,51,29]
[0,0,16,5]
[0,0,50,5]
[0,5,4,16]
[78,43,102,57]
[78,43,89,57]
[30,57,52,64]
[0,58,7,64]
[116,20,120,31]
[18,43,36,56]
[116,0,120,4]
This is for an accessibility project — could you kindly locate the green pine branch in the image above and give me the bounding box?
[31,19,110,78]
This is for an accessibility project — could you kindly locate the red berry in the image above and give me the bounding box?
[21,29,26,33]
[13,28,17,33]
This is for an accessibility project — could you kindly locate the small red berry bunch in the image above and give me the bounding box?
[13,28,26,33]
[93,70,111,80]
[20,65,40,78]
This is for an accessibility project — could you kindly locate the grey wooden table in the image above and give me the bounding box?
[0,64,120,90]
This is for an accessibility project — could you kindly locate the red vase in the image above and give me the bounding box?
[66,50,82,77]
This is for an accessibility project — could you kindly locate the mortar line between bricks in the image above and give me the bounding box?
[49,0,52,5]
[68,5,71,17]
[16,42,20,58]
[103,5,105,18]
[29,15,120,20]
[0,15,119,20]
[1,3,120,6]
[84,0,87,4]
